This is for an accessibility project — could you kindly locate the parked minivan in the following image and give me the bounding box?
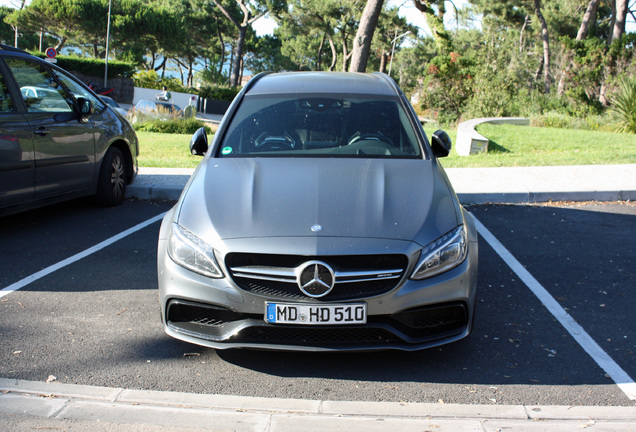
[0,44,138,216]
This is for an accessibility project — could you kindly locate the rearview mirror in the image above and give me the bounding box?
[431,130,451,158]
[190,127,208,156]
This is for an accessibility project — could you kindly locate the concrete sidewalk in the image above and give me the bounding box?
[2,378,635,431]
[127,164,636,204]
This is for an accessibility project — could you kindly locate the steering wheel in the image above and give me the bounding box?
[254,132,297,151]
[348,132,393,147]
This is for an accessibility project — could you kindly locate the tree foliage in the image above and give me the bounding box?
[0,0,633,129]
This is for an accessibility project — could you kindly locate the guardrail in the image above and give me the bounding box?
[456,117,530,156]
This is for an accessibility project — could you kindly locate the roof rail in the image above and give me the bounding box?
[0,44,29,54]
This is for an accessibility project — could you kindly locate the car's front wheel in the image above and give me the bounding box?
[96,147,127,206]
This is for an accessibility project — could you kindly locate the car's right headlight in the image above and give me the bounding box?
[168,223,223,278]
[410,225,468,280]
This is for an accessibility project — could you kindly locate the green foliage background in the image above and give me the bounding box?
[1,0,635,132]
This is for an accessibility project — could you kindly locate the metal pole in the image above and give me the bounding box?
[388,31,411,77]
[104,0,112,87]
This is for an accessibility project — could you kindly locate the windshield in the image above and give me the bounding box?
[217,95,422,158]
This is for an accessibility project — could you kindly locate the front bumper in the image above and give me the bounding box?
[157,228,478,352]
[164,298,471,351]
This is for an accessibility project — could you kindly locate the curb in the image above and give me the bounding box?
[126,165,636,204]
[2,379,635,431]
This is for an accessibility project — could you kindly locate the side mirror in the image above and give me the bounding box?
[77,97,94,119]
[190,127,208,156]
[431,129,451,158]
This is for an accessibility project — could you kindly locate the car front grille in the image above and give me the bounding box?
[225,253,409,301]
[166,299,468,349]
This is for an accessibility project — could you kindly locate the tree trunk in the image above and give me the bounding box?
[228,44,234,85]
[55,37,67,53]
[413,0,453,54]
[328,35,337,71]
[231,26,247,87]
[188,56,194,87]
[519,15,530,52]
[610,0,628,43]
[342,33,352,72]
[211,0,267,87]
[600,0,628,105]
[153,57,167,72]
[13,0,26,48]
[349,0,385,72]
[317,35,325,71]
[216,16,226,79]
[534,0,551,93]
[557,0,600,95]
[379,53,387,73]
[534,57,544,85]
[577,0,601,40]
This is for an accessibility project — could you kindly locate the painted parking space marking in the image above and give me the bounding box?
[474,215,636,401]
[0,212,166,299]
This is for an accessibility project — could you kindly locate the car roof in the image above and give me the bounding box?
[0,44,30,54]
[246,72,398,97]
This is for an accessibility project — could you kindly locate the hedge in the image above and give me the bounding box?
[30,52,136,79]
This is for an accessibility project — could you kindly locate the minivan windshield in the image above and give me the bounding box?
[218,95,422,158]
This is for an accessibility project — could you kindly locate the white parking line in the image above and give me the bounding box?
[0,212,166,299]
[474,215,636,401]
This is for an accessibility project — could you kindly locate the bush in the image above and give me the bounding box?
[133,70,239,101]
[611,75,636,133]
[464,71,516,119]
[133,117,213,135]
[529,111,617,131]
[30,52,135,78]
[420,53,475,126]
[132,70,189,93]
[197,84,240,101]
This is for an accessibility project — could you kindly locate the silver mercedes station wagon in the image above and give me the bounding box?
[157,72,478,351]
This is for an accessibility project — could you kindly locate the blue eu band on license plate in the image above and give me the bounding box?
[265,302,367,325]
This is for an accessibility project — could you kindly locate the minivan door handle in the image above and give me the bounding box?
[34,128,49,135]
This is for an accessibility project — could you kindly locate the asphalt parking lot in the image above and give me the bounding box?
[1,198,634,407]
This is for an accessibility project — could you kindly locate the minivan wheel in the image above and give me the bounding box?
[96,147,126,206]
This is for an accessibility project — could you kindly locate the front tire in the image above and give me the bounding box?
[96,147,126,207]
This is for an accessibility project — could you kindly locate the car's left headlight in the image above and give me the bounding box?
[168,223,223,278]
[410,225,468,280]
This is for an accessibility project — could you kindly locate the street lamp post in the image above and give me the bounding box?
[104,0,112,87]
[388,30,411,77]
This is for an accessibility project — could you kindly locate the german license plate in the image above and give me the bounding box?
[265,302,367,325]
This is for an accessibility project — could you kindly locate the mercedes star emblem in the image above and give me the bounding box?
[297,261,335,298]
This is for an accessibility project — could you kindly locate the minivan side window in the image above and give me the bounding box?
[0,69,14,113]
[54,68,105,112]
[5,58,73,113]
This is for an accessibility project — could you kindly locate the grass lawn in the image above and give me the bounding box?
[137,125,636,169]
[137,132,202,168]
[424,124,636,167]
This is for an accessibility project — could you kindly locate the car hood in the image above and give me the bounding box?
[177,158,459,246]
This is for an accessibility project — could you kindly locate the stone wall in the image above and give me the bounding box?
[70,71,135,104]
